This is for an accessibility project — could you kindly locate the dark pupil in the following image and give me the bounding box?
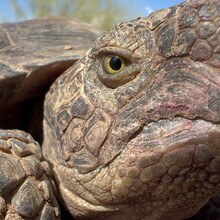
[109,56,122,71]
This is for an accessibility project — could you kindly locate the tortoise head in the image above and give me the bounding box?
[43,1,220,219]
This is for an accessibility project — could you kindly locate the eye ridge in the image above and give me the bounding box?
[103,54,127,74]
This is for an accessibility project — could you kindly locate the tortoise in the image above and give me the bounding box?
[0,0,220,219]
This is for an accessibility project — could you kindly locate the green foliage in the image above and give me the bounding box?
[8,0,135,30]
[9,0,26,20]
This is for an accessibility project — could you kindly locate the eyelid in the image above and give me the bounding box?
[97,61,141,89]
[96,47,140,63]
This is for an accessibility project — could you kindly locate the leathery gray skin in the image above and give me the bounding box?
[43,0,220,219]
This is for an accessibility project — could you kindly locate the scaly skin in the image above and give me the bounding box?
[0,130,60,219]
[43,0,220,219]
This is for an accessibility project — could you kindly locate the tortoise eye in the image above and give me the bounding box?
[103,54,127,74]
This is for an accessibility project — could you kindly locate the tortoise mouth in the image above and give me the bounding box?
[93,117,220,218]
[128,117,220,153]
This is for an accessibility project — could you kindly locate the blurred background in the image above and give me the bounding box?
[1,0,184,30]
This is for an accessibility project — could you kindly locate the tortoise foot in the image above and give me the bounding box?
[0,129,60,220]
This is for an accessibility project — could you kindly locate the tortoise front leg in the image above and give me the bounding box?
[0,129,60,220]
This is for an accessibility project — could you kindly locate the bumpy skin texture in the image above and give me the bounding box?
[0,130,59,219]
[44,0,220,219]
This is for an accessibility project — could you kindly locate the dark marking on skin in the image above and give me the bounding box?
[156,22,175,57]
[178,8,197,28]
[190,39,213,61]
[198,5,214,20]
[73,150,99,174]
[167,6,177,18]
[208,91,220,113]
[134,25,146,32]
[71,96,90,119]
[57,110,71,128]
[199,22,215,39]
[144,29,153,50]
[147,104,189,116]
[175,30,196,56]
[208,34,219,48]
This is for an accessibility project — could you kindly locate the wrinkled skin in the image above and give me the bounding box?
[43,0,220,219]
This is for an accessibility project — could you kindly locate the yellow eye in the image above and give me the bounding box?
[103,54,126,74]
